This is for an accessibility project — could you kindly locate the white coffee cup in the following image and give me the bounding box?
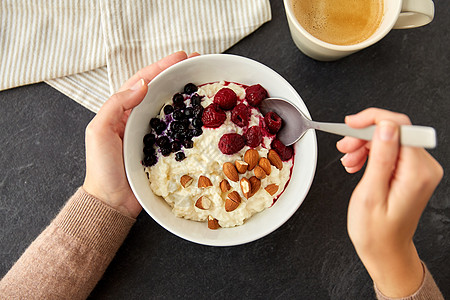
[284,0,435,61]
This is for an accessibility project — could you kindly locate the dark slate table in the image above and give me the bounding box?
[1,1,448,299]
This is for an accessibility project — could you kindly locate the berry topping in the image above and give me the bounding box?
[163,105,174,115]
[192,128,203,137]
[190,94,202,107]
[231,104,249,127]
[193,105,204,118]
[173,109,185,120]
[150,118,160,128]
[143,155,157,167]
[218,133,245,155]
[184,107,194,118]
[245,84,268,107]
[264,111,282,134]
[184,83,198,95]
[202,103,226,128]
[171,141,182,152]
[184,140,194,148]
[161,147,171,156]
[172,93,184,104]
[244,126,263,148]
[173,102,186,110]
[143,146,155,156]
[192,118,203,128]
[154,122,167,134]
[214,88,238,110]
[156,136,170,148]
[143,133,156,146]
[271,139,294,161]
[175,152,186,161]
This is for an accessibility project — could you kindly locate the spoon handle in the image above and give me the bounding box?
[311,122,437,149]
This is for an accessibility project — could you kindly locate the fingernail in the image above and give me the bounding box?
[130,78,145,91]
[340,153,348,163]
[378,120,396,141]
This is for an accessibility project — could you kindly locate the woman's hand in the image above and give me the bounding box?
[337,108,443,297]
[83,51,198,218]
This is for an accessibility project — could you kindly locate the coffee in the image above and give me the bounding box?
[292,0,384,45]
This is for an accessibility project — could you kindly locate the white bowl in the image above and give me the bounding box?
[124,54,317,246]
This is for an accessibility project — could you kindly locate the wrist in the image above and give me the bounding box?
[359,242,424,298]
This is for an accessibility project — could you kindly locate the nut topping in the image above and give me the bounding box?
[208,216,220,229]
[223,162,239,182]
[195,196,211,210]
[240,178,251,198]
[248,176,261,198]
[235,160,249,174]
[244,149,259,171]
[258,157,272,175]
[265,184,279,196]
[225,191,241,212]
[180,175,193,188]
[220,179,231,192]
[198,175,213,188]
[253,165,267,179]
[268,149,283,170]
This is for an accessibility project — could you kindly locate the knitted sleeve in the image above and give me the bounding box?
[374,263,444,300]
[0,187,136,300]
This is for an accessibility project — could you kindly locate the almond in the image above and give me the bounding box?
[223,162,239,182]
[180,175,193,188]
[248,176,261,198]
[198,175,213,188]
[240,177,251,198]
[244,149,259,171]
[220,179,231,193]
[253,165,267,179]
[268,149,283,170]
[259,157,272,175]
[208,216,220,229]
[195,196,211,210]
[235,160,249,174]
[225,191,241,212]
[265,184,279,196]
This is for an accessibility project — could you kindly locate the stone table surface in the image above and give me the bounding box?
[1,1,449,299]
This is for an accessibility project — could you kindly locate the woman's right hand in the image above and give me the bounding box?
[337,108,443,298]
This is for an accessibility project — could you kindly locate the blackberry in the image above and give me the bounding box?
[143,133,156,145]
[155,122,167,134]
[192,128,203,137]
[150,118,160,128]
[192,118,203,128]
[185,129,194,139]
[161,147,171,157]
[190,94,202,107]
[171,141,182,152]
[143,155,157,167]
[163,104,174,115]
[172,93,184,104]
[156,136,170,148]
[175,152,186,161]
[173,109,185,120]
[184,140,194,148]
[184,83,198,95]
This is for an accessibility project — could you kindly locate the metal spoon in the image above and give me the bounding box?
[259,97,437,148]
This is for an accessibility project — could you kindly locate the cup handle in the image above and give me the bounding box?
[393,0,435,29]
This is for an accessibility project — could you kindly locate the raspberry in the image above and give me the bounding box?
[202,103,226,128]
[245,84,268,107]
[231,104,249,127]
[244,126,262,148]
[264,111,282,134]
[271,139,294,161]
[218,133,245,154]
[213,88,237,110]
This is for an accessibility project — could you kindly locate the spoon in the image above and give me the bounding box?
[259,97,437,148]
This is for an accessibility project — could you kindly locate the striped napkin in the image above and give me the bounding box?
[0,0,271,112]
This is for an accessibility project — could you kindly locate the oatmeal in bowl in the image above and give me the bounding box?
[124,54,317,246]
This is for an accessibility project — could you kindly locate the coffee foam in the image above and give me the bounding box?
[293,0,384,45]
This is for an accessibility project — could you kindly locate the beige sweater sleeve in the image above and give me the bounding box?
[375,263,444,300]
[0,188,136,300]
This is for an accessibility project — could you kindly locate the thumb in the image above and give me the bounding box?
[361,120,400,199]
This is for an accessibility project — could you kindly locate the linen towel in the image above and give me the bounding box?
[0,0,271,112]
